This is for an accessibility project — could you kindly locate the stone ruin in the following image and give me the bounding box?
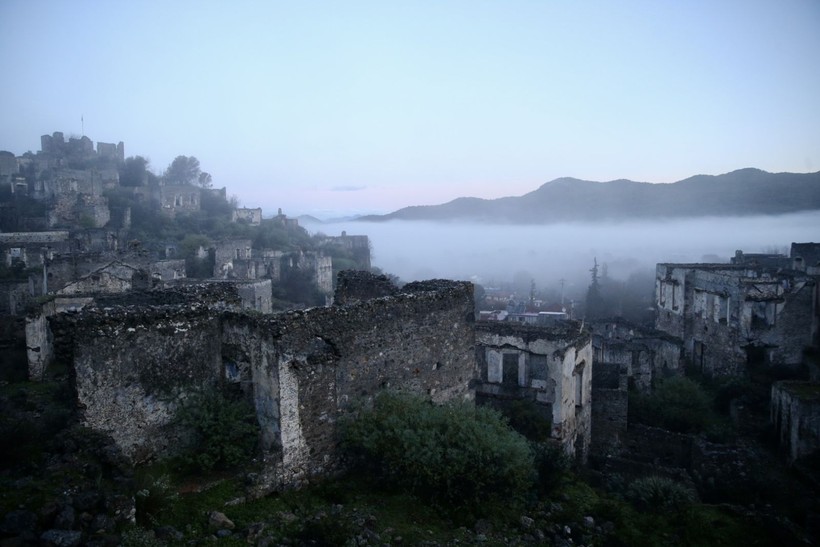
[37,271,601,493]
[46,276,477,493]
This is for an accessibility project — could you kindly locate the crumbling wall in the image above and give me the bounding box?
[57,269,142,296]
[0,281,32,315]
[758,281,815,368]
[223,279,476,490]
[474,321,592,462]
[656,261,815,378]
[315,255,333,297]
[159,185,201,217]
[0,231,71,268]
[590,361,628,458]
[52,305,223,462]
[655,265,686,338]
[771,381,820,462]
[150,259,186,282]
[213,239,253,278]
[48,192,110,228]
[25,300,56,380]
[235,279,273,313]
[232,208,262,225]
[28,283,245,381]
[334,270,398,305]
[59,279,476,491]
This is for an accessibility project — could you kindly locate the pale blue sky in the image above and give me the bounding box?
[1,0,818,217]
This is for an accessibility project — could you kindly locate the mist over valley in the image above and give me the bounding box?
[306,211,820,299]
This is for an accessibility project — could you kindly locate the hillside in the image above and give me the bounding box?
[359,168,820,223]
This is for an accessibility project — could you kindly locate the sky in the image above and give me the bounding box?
[1,0,819,218]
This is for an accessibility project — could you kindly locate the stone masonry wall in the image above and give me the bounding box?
[51,305,223,463]
[590,361,628,458]
[56,279,476,492]
[222,279,476,490]
[334,270,398,305]
[590,388,628,458]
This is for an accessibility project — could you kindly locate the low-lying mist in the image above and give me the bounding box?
[306,211,820,296]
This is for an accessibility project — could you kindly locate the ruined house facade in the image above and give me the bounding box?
[591,319,682,393]
[213,239,334,300]
[655,256,817,377]
[317,231,372,271]
[232,207,262,226]
[0,231,72,269]
[771,381,820,463]
[159,185,200,217]
[588,319,683,457]
[21,133,122,227]
[31,271,602,491]
[39,131,124,167]
[26,280,272,382]
[474,321,592,462]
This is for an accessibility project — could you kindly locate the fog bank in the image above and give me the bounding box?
[305,212,820,291]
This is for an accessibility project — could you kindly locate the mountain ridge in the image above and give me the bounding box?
[358,169,820,224]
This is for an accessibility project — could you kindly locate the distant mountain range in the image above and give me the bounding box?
[358,169,820,224]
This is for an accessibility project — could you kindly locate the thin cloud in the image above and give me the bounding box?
[331,185,367,192]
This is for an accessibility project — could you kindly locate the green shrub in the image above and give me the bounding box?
[504,399,553,442]
[532,441,571,493]
[341,392,535,507]
[134,472,178,525]
[173,387,259,473]
[625,476,696,513]
[629,377,712,433]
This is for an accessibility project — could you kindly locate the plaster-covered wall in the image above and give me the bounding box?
[474,321,592,462]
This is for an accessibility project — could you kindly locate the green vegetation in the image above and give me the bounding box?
[134,472,178,526]
[163,156,211,188]
[113,466,785,546]
[0,377,804,546]
[0,380,73,469]
[341,392,535,510]
[503,398,553,442]
[629,376,715,434]
[172,387,259,473]
[625,475,697,513]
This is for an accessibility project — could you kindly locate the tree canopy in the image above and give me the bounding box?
[119,156,157,187]
[163,155,212,187]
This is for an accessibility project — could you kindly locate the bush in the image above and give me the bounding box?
[341,392,535,507]
[173,387,258,473]
[625,476,696,513]
[532,441,571,493]
[503,399,553,443]
[134,472,178,525]
[629,377,712,434]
